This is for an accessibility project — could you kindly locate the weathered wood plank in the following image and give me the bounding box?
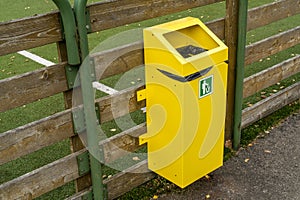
[207,18,225,40]
[248,0,300,31]
[0,149,86,200]
[65,188,92,200]
[0,110,73,165]
[96,83,145,123]
[88,0,223,32]
[93,41,144,80]
[245,26,300,65]
[104,159,155,200]
[0,12,62,56]
[243,55,300,98]
[99,123,146,163]
[0,62,68,112]
[242,82,300,128]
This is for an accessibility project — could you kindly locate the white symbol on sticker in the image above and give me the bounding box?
[202,80,210,95]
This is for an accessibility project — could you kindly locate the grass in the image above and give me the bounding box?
[0,0,299,199]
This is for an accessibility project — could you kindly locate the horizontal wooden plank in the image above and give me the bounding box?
[65,188,92,200]
[93,41,144,80]
[207,18,225,40]
[88,0,223,32]
[104,159,155,200]
[0,12,62,56]
[243,55,300,98]
[248,0,300,31]
[0,110,73,165]
[0,149,86,200]
[242,82,300,128]
[245,26,300,65]
[99,123,146,163]
[0,62,68,112]
[96,83,146,123]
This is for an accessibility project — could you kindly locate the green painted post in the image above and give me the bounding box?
[74,0,89,59]
[233,0,248,150]
[53,0,105,198]
[52,0,80,65]
[74,1,106,199]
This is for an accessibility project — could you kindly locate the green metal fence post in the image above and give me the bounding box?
[233,0,248,150]
[53,0,105,198]
[52,0,80,65]
[74,1,106,199]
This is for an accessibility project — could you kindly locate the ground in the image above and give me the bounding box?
[158,110,300,200]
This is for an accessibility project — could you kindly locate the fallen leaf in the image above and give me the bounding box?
[225,140,232,148]
[261,95,267,99]
[132,156,140,161]
[153,195,158,199]
[205,175,210,180]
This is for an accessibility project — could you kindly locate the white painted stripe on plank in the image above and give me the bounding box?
[18,50,55,67]
[17,50,134,98]
[92,82,118,95]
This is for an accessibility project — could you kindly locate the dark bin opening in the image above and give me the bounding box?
[176,45,207,58]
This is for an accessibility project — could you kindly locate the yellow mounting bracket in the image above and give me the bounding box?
[137,89,149,145]
[137,89,146,102]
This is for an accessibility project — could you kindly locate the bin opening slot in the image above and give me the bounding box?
[176,45,207,58]
[163,25,219,58]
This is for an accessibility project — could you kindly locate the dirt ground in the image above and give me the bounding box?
[158,110,300,200]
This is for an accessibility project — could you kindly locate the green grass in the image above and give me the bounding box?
[0,0,299,199]
[241,101,300,146]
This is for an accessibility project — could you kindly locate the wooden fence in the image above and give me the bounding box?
[0,0,299,199]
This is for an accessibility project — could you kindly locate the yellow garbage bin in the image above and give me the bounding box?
[138,17,228,188]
